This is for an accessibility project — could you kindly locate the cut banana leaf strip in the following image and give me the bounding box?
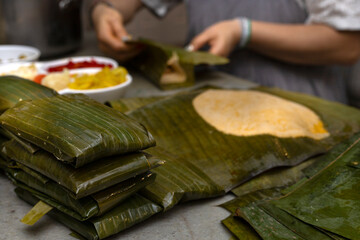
[0,94,156,167]
[221,216,261,240]
[21,200,53,225]
[272,133,360,240]
[128,38,228,90]
[16,188,162,240]
[231,159,315,197]
[0,76,57,114]
[3,139,163,198]
[236,202,332,240]
[126,87,360,209]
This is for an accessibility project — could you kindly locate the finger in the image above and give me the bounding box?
[190,29,216,51]
[96,20,123,50]
[209,39,229,57]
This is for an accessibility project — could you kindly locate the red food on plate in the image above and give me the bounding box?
[47,59,113,72]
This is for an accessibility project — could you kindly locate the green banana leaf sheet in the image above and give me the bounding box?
[0,94,156,167]
[128,38,229,90]
[6,167,156,220]
[112,87,360,210]
[0,76,57,113]
[272,133,360,239]
[223,133,360,240]
[2,139,162,198]
[15,188,162,240]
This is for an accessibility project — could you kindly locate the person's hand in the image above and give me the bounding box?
[189,19,241,57]
[91,4,142,62]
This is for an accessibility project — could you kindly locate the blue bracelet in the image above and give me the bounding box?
[237,17,252,48]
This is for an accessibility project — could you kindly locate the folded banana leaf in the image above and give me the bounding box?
[272,133,360,239]
[120,87,360,210]
[2,139,163,198]
[15,188,162,240]
[128,38,228,90]
[6,168,156,220]
[0,76,57,114]
[0,94,156,167]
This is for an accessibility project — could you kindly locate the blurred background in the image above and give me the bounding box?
[0,0,359,107]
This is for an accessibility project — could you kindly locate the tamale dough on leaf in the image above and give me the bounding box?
[193,90,329,140]
[123,87,360,209]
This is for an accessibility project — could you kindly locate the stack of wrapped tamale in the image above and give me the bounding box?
[0,76,163,239]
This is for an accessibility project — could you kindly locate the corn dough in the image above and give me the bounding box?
[192,89,329,139]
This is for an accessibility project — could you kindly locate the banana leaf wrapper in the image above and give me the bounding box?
[2,139,163,198]
[128,38,228,90]
[0,76,57,114]
[15,188,162,240]
[6,167,156,220]
[272,133,360,239]
[0,94,156,167]
[121,87,360,210]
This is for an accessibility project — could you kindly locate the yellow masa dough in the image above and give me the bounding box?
[192,89,329,140]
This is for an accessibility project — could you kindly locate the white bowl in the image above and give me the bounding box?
[0,45,40,64]
[58,74,132,103]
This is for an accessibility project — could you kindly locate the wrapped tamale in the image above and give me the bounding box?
[6,168,156,220]
[0,76,57,113]
[2,139,162,198]
[16,188,162,240]
[127,38,228,90]
[0,94,156,167]
[114,87,360,210]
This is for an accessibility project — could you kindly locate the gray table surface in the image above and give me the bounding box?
[0,31,257,240]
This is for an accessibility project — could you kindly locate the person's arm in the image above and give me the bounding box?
[91,0,143,62]
[190,20,360,65]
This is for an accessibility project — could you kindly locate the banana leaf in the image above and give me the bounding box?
[272,133,360,239]
[15,188,162,240]
[2,139,163,198]
[231,158,315,197]
[127,38,228,90]
[6,168,156,220]
[106,96,165,113]
[0,94,156,167]
[0,76,57,113]
[122,87,360,210]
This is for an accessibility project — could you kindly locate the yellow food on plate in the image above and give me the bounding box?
[68,66,128,90]
[192,89,330,140]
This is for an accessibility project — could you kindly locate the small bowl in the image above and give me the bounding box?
[0,45,40,64]
[58,74,132,103]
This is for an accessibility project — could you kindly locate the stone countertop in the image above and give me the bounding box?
[0,30,258,240]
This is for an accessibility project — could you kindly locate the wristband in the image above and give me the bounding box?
[237,17,252,48]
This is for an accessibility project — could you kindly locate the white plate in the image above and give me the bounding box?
[0,56,131,103]
[0,45,40,64]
